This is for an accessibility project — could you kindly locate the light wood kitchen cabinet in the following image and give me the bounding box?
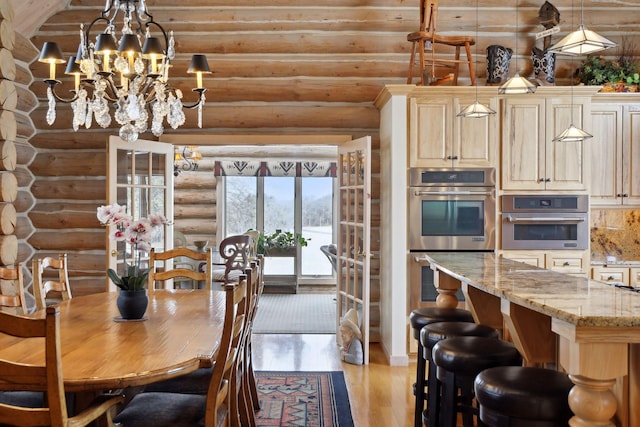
[591,266,630,285]
[589,99,640,206]
[501,250,589,275]
[501,90,592,191]
[629,268,640,288]
[409,94,498,168]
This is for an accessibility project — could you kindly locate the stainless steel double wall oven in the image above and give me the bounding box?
[409,168,496,305]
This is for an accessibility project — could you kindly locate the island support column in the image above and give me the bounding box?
[553,319,628,427]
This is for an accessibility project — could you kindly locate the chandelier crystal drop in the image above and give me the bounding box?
[38,0,211,142]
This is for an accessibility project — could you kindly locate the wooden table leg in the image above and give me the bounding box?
[567,375,618,427]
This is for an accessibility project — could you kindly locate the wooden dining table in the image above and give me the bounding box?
[0,290,226,393]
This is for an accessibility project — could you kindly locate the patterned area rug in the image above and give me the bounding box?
[256,371,354,427]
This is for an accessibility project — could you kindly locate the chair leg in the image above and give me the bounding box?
[465,42,476,86]
[452,47,461,86]
[414,341,427,427]
[440,370,457,427]
[407,41,417,84]
[425,355,440,427]
[418,40,427,86]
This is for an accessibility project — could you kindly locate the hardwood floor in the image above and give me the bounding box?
[253,333,415,427]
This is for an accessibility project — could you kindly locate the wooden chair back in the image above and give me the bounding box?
[0,306,123,426]
[32,254,72,311]
[204,275,247,427]
[229,260,262,426]
[420,0,439,36]
[0,263,26,315]
[148,247,213,291]
[213,234,251,284]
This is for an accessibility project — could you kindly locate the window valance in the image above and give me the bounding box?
[214,160,337,177]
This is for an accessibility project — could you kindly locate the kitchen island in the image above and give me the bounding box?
[423,252,640,427]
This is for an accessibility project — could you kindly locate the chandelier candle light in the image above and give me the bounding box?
[174,145,202,176]
[38,0,211,143]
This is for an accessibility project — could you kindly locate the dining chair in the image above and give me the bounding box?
[143,261,262,419]
[229,261,261,427]
[406,0,476,86]
[32,253,72,311]
[113,274,248,427]
[0,263,27,315]
[212,234,251,284]
[148,247,213,291]
[0,306,124,426]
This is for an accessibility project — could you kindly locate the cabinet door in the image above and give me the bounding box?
[409,97,453,167]
[502,97,545,190]
[590,104,623,206]
[545,97,588,191]
[624,106,640,205]
[453,96,498,167]
[591,267,629,285]
[629,267,640,288]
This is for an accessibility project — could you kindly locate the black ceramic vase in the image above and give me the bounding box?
[116,289,148,320]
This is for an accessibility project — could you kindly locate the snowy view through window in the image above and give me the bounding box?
[225,176,334,277]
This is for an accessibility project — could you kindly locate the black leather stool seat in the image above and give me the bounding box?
[432,336,522,427]
[420,322,499,427]
[408,307,474,427]
[409,307,474,340]
[474,366,574,427]
[433,336,522,377]
[421,322,499,350]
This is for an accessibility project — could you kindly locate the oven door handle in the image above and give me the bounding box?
[504,215,585,223]
[413,190,494,196]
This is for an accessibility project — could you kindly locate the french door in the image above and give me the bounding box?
[337,136,371,364]
[106,136,174,291]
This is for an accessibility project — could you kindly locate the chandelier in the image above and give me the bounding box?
[38,0,211,143]
[174,145,201,176]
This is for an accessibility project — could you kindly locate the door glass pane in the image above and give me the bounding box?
[225,176,257,235]
[264,177,294,275]
[301,177,334,276]
[264,177,294,232]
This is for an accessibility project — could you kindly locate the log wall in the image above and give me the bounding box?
[14,0,640,333]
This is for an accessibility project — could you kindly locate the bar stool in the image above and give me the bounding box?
[432,336,522,427]
[409,307,474,427]
[474,366,574,427]
[420,322,499,427]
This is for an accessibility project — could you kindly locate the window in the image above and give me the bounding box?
[223,175,335,280]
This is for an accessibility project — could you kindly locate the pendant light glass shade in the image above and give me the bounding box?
[457,0,496,118]
[457,101,496,118]
[498,73,537,94]
[548,24,616,56]
[553,123,593,142]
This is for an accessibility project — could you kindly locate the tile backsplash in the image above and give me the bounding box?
[591,209,640,261]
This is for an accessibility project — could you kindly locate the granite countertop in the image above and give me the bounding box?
[423,252,640,328]
[591,260,640,267]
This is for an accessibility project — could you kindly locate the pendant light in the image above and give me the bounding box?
[548,0,616,55]
[553,0,592,142]
[499,0,536,94]
[458,0,496,118]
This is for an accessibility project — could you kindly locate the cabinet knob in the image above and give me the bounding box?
[447,155,452,160]
[538,178,545,182]
[624,193,629,197]
[607,276,615,281]
[617,193,622,197]
[452,155,459,160]
[563,261,570,266]
[545,178,551,182]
